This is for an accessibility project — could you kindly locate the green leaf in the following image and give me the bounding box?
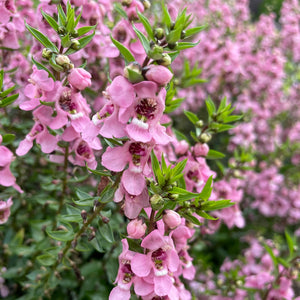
[61,33,71,48]
[66,7,75,33]
[184,110,199,124]
[77,25,96,37]
[166,27,182,44]
[169,187,199,201]
[196,210,218,220]
[151,150,164,186]
[31,57,55,80]
[206,149,225,160]
[205,97,216,117]
[176,41,200,50]
[99,184,116,203]
[185,25,207,37]
[0,70,3,90]
[37,254,56,266]
[132,23,150,54]
[1,134,15,145]
[25,22,58,52]
[46,223,75,242]
[87,167,111,177]
[285,230,294,257]
[126,67,144,83]
[41,9,59,32]
[199,176,213,201]
[99,223,114,243]
[223,115,243,123]
[127,238,144,253]
[0,93,18,107]
[170,159,187,178]
[0,85,17,98]
[113,2,128,19]
[137,12,154,41]
[74,10,82,28]
[201,200,234,211]
[168,51,180,62]
[57,4,67,26]
[181,213,202,225]
[58,214,82,223]
[162,2,172,29]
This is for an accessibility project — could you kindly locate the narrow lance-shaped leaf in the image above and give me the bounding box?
[25,22,58,53]
[132,23,150,54]
[32,57,56,80]
[41,9,59,32]
[137,12,154,41]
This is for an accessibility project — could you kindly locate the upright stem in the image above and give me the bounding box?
[148,209,156,234]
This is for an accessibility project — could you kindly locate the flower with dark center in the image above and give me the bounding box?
[121,263,134,283]
[129,142,147,165]
[135,98,157,120]
[59,90,76,112]
[151,248,168,270]
[76,142,92,159]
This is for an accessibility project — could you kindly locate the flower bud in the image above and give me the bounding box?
[145,65,173,86]
[193,143,209,157]
[68,68,92,90]
[56,54,70,66]
[199,132,212,143]
[150,194,164,210]
[181,30,186,39]
[81,210,87,222]
[70,39,80,50]
[127,219,146,239]
[149,44,164,60]
[195,120,204,128]
[154,28,164,40]
[57,26,66,35]
[142,0,151,9]
[124,62,143,83]
[157,53,171,66]
[71,29,79,38]
[42,48,52,60]
[163,210,181,229]
[168,42,178,50]
[122,0,132,6]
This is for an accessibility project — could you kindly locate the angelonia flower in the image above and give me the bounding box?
[127,218,147,239]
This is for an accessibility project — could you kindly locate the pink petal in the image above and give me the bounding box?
[134,277,154,296]
[109,286,131,300]
[19,98,41,111]
[101,146,130,172]
[0,166,15,186]
[167,249,180,273]
[62,126,79,142]
[36,130,57,153]
[154,275,173,296]
[141,230,165,250]
[108,76,135,108]
[16,138,33,156]
[131,253,152,277]
[126,123,152,143]
[99,111,127,138]
[183,265,196,280]
[122,169,145,195]
[134,81,158,99]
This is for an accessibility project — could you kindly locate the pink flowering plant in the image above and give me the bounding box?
[0,0,300,299]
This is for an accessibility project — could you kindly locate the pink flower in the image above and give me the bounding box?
[145,65,173,86]
[127,219,147,239]
[0,198,13,224]
[193,143,209,157]
[68,68,92,90]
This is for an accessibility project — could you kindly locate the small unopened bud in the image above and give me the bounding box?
[71,240,77,249]
[181,30,186,39]
[81,210,87,222]
[56,54,70,66]
[150,194,164,210]
[199,132,212,143]
[42,48,52,60]
[70,39,80,50]
[102,216,109,223]
[142,0,151,9]
[71,29,78,38]
[168,42,178,50]
[149,44,164,60]
[145,65,173,86]
[157,53,171,66]
[193,143,209,157]
[122,0,132,5]
[233,170,241,178]
[169,193,179,200]
[88,231,96,241]
[195,120,204,128]
[163,210,181,229]
[127,219,147,239]
[124,62,143,83]
[57,26,66,35]
[154,27,164,40]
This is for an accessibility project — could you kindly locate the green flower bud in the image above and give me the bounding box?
[124,62,144,83]
[142,0,151,9]
[150,194,164,210]
[42,48,53,60]
[57,26,66,35]
[199,132,212,143]
[168,42,178,50]
[149,44,164,60]
[157,53,171,66]
[181,30,186,39]
[154,28,164,40]
[195,120,204,128]
[70,39,80,50]
[71,29,79,38]
[55,54,70,66]
[121,0,132,6]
